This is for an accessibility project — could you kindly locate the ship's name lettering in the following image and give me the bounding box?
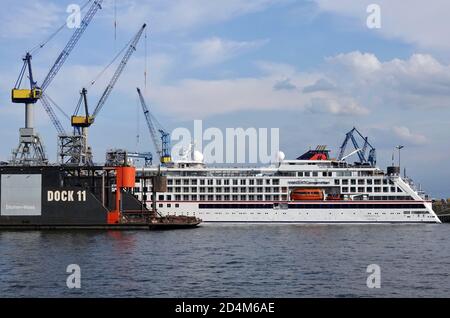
[47,190,87,202]
[288,181,330,185]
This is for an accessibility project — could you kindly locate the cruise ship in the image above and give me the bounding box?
[132,135,441,224]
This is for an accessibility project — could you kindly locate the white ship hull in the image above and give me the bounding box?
[155,201,441,224]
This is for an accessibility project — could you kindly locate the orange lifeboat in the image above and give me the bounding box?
[290,188,324,201]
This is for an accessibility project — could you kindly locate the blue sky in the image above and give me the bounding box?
[1,0,450,197]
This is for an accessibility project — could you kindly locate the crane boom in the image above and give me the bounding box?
[92,24,146,118]
[137,87,162,160]
[40,0,103,92]
[41,94,67,135]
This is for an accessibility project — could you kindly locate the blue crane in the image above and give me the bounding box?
[136,87,172,165]
[337,127,376,166]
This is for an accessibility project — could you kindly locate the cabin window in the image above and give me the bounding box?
[200,179,205,185]
[167,179,173,185]
[191,179,197,185]
[207,179,214,185]
[183,195,189,200]
[232,195,238,201]
[358,179,365,185]
[240,188,246,193]
[313,172,318,177]
[158,195,164,200]
[241,180,247,185]
[304,172,310,177]
[175,179,181,185]
[298,172,304,177]
[183,179,189,185]
[191,195,197,201]
[383,187,389,192]
[342,187,349,193]
[175,195,181,201]
[350,187,356,193]
[358,187,364,192]
[233,179,238,185]
[175,204,179,208]
[249,180,255,185]
[342,179,349,185]
[241,195,246,201]
[351,179,356,185]
[334,180,340,185]
[273,179,280,185]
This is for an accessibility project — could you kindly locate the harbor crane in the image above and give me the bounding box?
[136,87,172,165]
[10,0,103,165]
[58,24,147,165]
[337,127,376,166]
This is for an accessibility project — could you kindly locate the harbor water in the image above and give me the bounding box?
[0,224,449,297]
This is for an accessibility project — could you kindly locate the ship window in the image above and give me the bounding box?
[374,179,381,185]
[200,179,205,185]
[167,204,171,208]
[158,195,164,200]
[191,195,197,201]
[142,194,147,201]
[216,195,222,201]
[233,179,238,185]
[207,179,213,185]
[175,187,181,193]
[232,195,238,201]
[266,187,272,193]
[396,187,403,192]
[224,180,230,185]
[298,172,304,177]
[240,195,246,201]
[249,195,255,201]
[282,195,287,200]
[257,187,263,193]
[216,179,221,185]
[249,179,255,185]
[265,195,272,201]
[216,187,222,193]
[358,187,364,193]
[241,180,247,185]
[175,179,181,185]
[383,187,389,192]
[249,188,255,193]
[274,195,280,201]
[374,187,381,193]
[273,179,280,185]
[351,179,356,185]
[191,187,197,192]
[191,179,197,185]
[167,179,173,185]
[183,195,189,200]
[175,204,179,208]
[335,179,340,185]
[183,187,189,192]
[240,187,246,193]
[257,195,263,200]
[342,179,349,185]
[208,195,214,201]
[313,172,318,177]
[366,179,373,185]
[390,187,396,192]
[383,179,388,185]
[183,179,189,185]
[350,187,356,193]
[305,172,310,177]
[342,187,349,193]
[322,172,327,177]
[257,179,263,185]
[166,195,172,201]
[224,195,230,201]
[175,195,181,201]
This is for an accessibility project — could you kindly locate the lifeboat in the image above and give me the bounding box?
[290,188,324,201]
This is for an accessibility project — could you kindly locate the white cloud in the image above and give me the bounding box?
[112,0,287,33]
[190,37,268,66]
[314,0,450,51]
[0,0,61,39]
[392,126,427,145]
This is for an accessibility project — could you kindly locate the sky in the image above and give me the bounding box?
[0,0,449,197]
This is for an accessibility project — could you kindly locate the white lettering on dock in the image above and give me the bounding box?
[47,190,86,202]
